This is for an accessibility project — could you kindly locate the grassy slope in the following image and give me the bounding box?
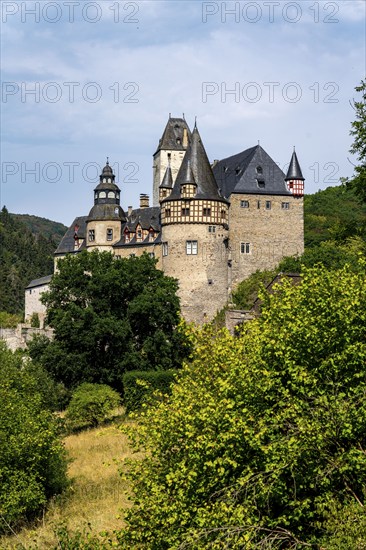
[0,414,136,549]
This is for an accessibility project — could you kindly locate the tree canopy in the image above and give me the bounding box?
[346,79,366,203]
[30,251,189,391]
[120,261,366,549]
[0,344,68,532]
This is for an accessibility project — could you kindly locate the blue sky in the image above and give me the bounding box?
[1,0,365,225]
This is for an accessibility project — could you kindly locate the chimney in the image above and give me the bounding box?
[183,127,188,148]
[140,194,149,208]
[128,205,133,216]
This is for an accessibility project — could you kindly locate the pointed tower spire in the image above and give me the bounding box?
[285,150,304,196]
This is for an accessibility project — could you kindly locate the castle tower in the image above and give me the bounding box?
[285,149,305,196]
[161,125,230,323]
[86,159,126,250]
[153,116,191,206]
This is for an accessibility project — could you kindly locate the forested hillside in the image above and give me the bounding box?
[0,207,67,314]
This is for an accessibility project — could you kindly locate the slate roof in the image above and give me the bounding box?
[26,274,52,289]
[213,145,291,197]
[165,126,228,203]
[159,165,173,188]
[113,206,161,247]
[54,216,88,255]
[87,204,126,222]
[286,151,304,180]
[154,117,191,154]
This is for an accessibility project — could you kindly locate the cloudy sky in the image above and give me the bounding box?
[1,0,365,225]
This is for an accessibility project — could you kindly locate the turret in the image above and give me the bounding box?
[285,149,305,197]
[159,154,174,202]
[86,159,126,248]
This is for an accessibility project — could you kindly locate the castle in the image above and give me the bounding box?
[25,116,304,325]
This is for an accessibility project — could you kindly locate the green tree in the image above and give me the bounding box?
[346,79,366,202]
[66,383,121,429]
[0,343,68,532]
[31,251,188,391]
[119,262,366,549]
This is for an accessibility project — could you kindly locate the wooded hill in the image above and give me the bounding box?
[0,207,67,314]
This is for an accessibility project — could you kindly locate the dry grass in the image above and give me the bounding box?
[0,410,139,549]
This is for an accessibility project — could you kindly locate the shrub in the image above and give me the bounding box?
[65,383,121,430]
[0,311,22,328]
[30,312,40,327]
[122,370,177,413]
[0,343,68,533]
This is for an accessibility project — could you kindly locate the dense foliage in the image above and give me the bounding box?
[66,383,121,430]
[122,370,177,412]
[345,79,366,203]
[0,343,68,532]
[119,262,366,549]
[30,251,189,391]
[0,207,64,314]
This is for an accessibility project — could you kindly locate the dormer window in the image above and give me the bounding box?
[257,179,265,189]
[108,191,115,198]
[256,166,263,174]
[137,229,142,241]
[114,207,119,214]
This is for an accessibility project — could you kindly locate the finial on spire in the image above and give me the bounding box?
[106,156,109,165]
[169,112,171,119]
[258,140,260,146]
[293,146,296,152]
[182,112,185,120]
[194,115,197,129]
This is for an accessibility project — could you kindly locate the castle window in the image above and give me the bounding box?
[208,225,216,234]
[99,191,106,198]
[125,233,130,243]
[165,208,171,217]
[256,166,263,174]
[240,200,249,208]
[106,228,113,241]
[103,178,107,183]
[149,229,155,242]
[257,179,265,188]
[88,229,95,242]
[240,242,251,254]
[186,240,198,255]
[257,200,261,209]
[265,201,271,210]
[182,207,190,216]
[108,191,115,199]
[137,229,142,241]
[220,209,226,220]
[162,242,168,256]
[282,202,290,210]
[114,207,119,214]
[162,190,167,198]
[203,208,211,217]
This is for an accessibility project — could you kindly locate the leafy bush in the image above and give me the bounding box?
[0,311,22,328]
[30,312,40,327]
[123,370,177,412]
[0,343,68,532]
[65,383,121,430]
[119,262,366,548]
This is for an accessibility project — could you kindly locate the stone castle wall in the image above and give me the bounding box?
[25,284,50,327]
[162,223,229,323]
[153,149,186,206]
[228,194,304,289]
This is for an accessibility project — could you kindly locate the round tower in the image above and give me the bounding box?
[86,159,126,250]
[161,125,230,324]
